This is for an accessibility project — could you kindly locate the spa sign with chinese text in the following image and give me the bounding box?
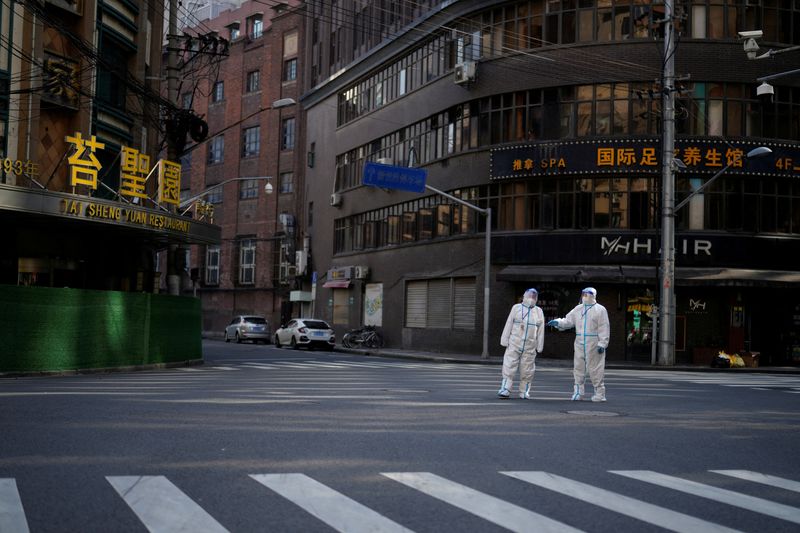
[490,138,800,180]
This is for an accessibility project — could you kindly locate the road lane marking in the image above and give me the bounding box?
[107,476,228,533]
[382,472,582,533]
[502,471,741,533]
[0,479,29,533]
[710,470,800,493]
[611,470,800,525]
[250,473,412,533]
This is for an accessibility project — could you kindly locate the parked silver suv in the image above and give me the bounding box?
[224,315,271,344]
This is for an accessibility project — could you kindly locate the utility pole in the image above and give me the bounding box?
[657,0,677,365]
[166,0,181,295]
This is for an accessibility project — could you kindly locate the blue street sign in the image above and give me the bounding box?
[363,161,427,193]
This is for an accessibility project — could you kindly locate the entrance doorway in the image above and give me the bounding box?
[625,289,655,362]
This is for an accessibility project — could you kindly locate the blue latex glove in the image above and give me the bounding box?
[546,319,558,327]
[597,347,605,354]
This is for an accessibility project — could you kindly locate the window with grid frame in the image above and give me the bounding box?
[212,81,224,102]
[405,277,476,329]
[281,117,295,150]
[205,245,220,285]
[242,126,260,158]
[208,136,224,164]
[246,70,260,92]
[238,238,256,285]
[283,58,297,81]
[239,179,259,199]
[249,16,263,39]
[279,171,294,193]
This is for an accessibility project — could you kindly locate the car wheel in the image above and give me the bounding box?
[274,335,281,348]
[224,331,230,342]
[291,337,299,350]
[236,332,242,344]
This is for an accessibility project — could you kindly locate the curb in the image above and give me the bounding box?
[335,347,800,374]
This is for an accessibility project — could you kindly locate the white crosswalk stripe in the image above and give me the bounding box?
[382,472,583,533]
[4,470,799,531]
[611,470,800,525]
[0,478,29,533]
[502,471,741,533]
[107,475,228,533]
[251,473,412,533]
[711,470,800,493]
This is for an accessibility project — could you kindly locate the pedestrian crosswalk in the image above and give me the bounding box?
[3,470,798,532]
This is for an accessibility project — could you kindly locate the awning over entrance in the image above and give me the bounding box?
[323,280,351,288]
[497,265,800,287]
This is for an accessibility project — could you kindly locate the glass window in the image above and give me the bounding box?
[280,171,294,193]
[242,126,259,158]
[205,246,220,285]
[250,16,263,39]
[212,81,224,103]
[238,238,256,285]
[284,59,297,81]
[281,118,295,150]
[208,136,224,164]
[239,179,258,199]
[246,70,260,92]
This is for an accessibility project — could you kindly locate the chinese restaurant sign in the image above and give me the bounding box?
[490,138,800,180]
[65,131,180,205]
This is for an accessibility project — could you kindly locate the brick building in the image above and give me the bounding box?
[181,1,306,336]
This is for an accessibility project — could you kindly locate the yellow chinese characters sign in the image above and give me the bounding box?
[63,131,182,207]
[120,146,151,200]
[158,160,181,205]
[65,132,104,189]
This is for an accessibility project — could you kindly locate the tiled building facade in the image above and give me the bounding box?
[300,0,800,365]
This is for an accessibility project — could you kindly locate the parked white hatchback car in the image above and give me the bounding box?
[274,318,335,350]
[224,315,271,344]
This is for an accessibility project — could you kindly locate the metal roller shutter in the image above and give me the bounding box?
[405,281,427,327]
[427,279,451,328]
[453,277,476,329]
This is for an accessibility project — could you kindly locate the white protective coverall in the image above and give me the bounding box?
[498,289,545,399]
[549,287,610,401]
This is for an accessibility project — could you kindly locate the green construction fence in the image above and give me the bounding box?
[0,285,202,373]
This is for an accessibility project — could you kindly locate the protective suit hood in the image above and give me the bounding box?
[522,288,538,308]
[581,287,597,305]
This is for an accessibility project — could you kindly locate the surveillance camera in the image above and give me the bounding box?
[264,182,274,194]
[757,81,774,103]
[738,30,763,39]
[743,37,760,59]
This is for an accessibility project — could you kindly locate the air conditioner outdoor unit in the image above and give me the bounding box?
[354,266,370,280]
[330,193,342,207]
[454,61,476,85]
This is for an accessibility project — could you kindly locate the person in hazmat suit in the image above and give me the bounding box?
[497,288,545,399]
[547,287,610,402]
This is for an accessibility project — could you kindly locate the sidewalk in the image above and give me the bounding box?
[335,346,800,374]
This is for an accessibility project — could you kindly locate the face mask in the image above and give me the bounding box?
[523,295,537,307]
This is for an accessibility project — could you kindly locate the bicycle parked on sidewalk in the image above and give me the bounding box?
[342,325,384,349]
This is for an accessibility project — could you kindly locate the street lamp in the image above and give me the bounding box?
[657,145,772,366]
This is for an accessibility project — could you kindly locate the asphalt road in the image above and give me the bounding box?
[1,340,799,532]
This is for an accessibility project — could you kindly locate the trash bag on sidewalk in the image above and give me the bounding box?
[711,351,744,368]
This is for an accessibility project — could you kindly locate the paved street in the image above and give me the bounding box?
[1,341,799,532]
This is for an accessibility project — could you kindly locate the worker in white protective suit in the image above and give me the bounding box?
[547,287,610,402]
[498,288,545,399]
